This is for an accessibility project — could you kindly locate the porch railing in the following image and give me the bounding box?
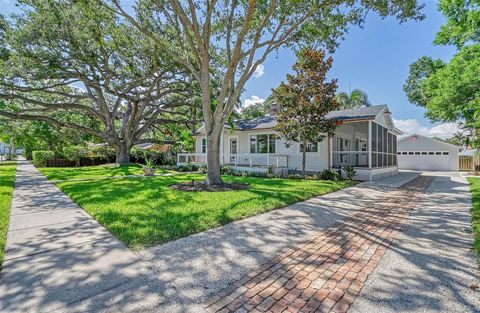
[177,153,288,168]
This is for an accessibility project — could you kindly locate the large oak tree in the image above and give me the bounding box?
[0,0,194,163]
[109,0,424,185]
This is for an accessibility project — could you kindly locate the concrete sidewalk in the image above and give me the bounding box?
[0,161,144,312]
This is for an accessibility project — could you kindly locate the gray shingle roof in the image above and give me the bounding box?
[232,105,387,130]
[324,105,388,121]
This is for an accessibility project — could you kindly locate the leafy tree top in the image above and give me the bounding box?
[273,48,339,145]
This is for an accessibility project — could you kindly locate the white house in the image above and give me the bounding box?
[178,105,403,180]
[397,134,459,171]
[0,142,23,156]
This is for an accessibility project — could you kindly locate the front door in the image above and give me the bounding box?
[230,138,237,163]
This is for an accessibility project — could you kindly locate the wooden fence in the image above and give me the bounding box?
[459,155,480,171]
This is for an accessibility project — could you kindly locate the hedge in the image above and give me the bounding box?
[32,151,55,167]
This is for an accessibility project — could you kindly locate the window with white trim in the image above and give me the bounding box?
[201,138,206,153]
[250,134,277,153]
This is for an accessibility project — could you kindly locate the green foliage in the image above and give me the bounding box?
[55,172,353,249]
[274,49,339,174]
[467,178,480,257]
[342,166,356,181]
[0,163,16,268]
[319,169,343,181]
[435,0,480,48]
[32,150,55,167]
[405,1,480,147]
[61,146,88,166]
[336,89,371,109]
[143,152,156,168]
[240,96,276,119]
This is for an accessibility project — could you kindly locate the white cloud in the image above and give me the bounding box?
[253,64,265,78]
[243,95,265,108]
[393,118,463,139]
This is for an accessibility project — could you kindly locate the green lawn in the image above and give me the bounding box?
[56,174,354,250]
[468,177,480,256]
[0,163,17,267]
[38,164,169,180]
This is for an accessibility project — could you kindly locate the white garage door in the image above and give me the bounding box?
[398,152,451,171]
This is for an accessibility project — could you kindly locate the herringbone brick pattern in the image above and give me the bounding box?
[204,176,433,313]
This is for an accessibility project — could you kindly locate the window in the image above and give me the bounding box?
[250,134,277,153]
[422,152,427,155]
[402,152,408,155]
[443,152,449,155]
[415,152,420,155]
[269,134,278,153]
[250,136,256,153]
[201,138,206,153]
[436,152,442,155]
[300,142,318,153]
[429,152,434,155]
[408,152,414,155]
[397,152,401,155]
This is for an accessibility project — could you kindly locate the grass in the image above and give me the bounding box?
[38,163,169,180]
[0,162,17,267]
[468,177,480,256]
[56,174,355,250]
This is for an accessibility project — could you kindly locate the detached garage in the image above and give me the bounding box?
[397,134,459,171]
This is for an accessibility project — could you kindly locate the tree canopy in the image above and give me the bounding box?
[273,49,339,175]
[0,0,195,163]
[109,0,424,184]
[336,89,371,109]
[404,0,480,147]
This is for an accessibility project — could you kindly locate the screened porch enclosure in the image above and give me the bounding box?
[332,121,398,169]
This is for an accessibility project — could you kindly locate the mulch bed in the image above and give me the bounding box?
[170,180,250,192]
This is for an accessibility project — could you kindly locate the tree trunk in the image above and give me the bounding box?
[302,139,307,177]
[115,143,131,164]
[205,128,223,186]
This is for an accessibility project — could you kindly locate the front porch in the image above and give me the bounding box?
[177,153,289,170]
[332,120,399,180]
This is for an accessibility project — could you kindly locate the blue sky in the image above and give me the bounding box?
[0,0,460,137]
[243,1,459,138]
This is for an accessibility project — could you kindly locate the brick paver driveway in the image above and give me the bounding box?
[205,176,434,313]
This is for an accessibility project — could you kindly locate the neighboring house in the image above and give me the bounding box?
[397,134,459,171]
[178,105,403,180]
[0,142,23,156]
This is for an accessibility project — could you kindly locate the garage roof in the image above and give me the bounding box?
[398,133,460,149]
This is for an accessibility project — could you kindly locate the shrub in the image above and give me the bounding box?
[32,151,55,167]
[319,169,343,181]
[62,146,88,167]
[221,166,233,175]
[342,166,356,181]
[176,163,199,172]
[199,165,208,174]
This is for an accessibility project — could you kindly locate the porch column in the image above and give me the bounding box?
[368,121,372,169]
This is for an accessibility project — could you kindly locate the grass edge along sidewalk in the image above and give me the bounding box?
[0,162,17,268]
[467,177,480,258]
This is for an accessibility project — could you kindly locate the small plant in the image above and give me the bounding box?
[142,152,157,176]
[319,169,335,180]
[342,166,356,181]
[199,165,208,174]
[267,165,274,175]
